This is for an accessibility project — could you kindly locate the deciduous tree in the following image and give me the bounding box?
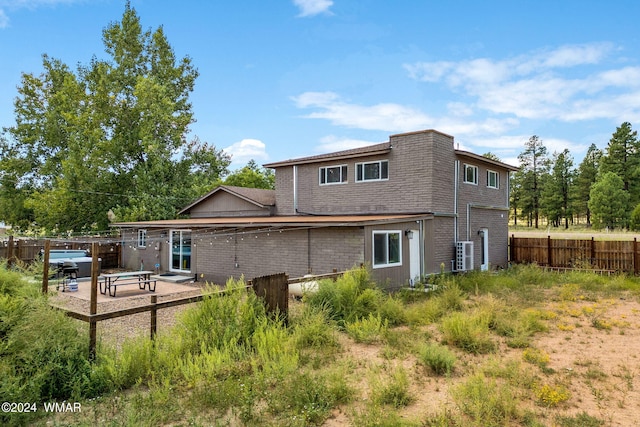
[0,2,230,231]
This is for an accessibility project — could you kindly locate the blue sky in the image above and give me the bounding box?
[1,0,640,169]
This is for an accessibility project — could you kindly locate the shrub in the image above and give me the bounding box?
[370,367,413,408]
[440,311,495,354]
[417,342,456,375]
[535,383,570,407]
[452,373,520,426]
[345,313,388,344]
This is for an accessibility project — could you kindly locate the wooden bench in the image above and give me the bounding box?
[99,271,156,297]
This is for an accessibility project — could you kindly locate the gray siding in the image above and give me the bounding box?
[272,130,458,216]
[189,191,271,218]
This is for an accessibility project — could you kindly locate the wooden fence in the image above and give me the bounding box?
[0,236,121,269]
[48,242,345,359]
[510,235,640,274]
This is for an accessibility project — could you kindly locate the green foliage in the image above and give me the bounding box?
[417,342,457,375]
[0,265,109,425]
[370,367,413,408]
[589,172,630,229]
[630,202,640,231]
[541,149,574,228]
[306,266,391,327]
[452,373,520,427]
[440,310,495,354]
[345,313,388,344]
[555,411,604,427]
[223,159,275,189]
[517,135,550,228]
[600,121,640,210]
[0,3,230,230]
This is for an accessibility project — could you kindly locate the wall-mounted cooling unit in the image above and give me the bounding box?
[456,241,474,271]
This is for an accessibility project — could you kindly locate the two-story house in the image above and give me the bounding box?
[112,129,517,287]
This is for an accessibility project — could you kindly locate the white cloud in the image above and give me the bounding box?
[293,0,333,17]
[292,91,519,137]
[403,43,640,123]
[223,139,269,167]
[0,9,8,28]
[315,135,378,153]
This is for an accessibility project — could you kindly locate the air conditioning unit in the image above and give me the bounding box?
[456,241,474,271]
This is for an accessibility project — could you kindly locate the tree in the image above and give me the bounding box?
[517,135,549,228]
[509,170,524,226]
[588,172,629,230]
[599,122,640,220]
[482,152,501,162]
[572,143,602,226]
[0,3,230,231]
[541,149,574,228]
[223,160,275,189]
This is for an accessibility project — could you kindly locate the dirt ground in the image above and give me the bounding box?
[328,295,640,426]
[50,282,640,426]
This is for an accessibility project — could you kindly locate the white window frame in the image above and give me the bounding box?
[487,170,499,189]
[372,230,402,268]
[356,160,389,182]
[463,164,478,185]
[137,229,147,248]
[319,164,348,185]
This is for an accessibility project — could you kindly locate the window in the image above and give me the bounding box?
[464,164,478,185]
[356,160,389,182]
[487,170,499,189]
[373,231,401,268]
[319,165,348,185]
[137,229,147,248]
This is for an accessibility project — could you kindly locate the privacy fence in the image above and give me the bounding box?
[0,236,121,269]
[509,235,640,274]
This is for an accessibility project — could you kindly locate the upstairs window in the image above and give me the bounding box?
[464,164,478,185]
[137,229,147,248]
[319,165,348,185]
[487,170,499,189]
[356,160,389,182]
[373,231,401,268]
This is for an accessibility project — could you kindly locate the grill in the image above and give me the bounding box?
[56,260,79,292]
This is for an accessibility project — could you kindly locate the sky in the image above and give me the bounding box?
[1,0,640,170]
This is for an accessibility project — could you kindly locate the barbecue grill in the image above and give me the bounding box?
[55,260,79,292]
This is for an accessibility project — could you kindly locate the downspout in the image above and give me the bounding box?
[293,165,298,214]
[454,161,459,244]
[419,219,425,278]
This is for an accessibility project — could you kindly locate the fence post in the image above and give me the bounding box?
[7,235,14,268]
[547,235,552,267]
[251,272,289,321]
[634,238,638,276]
[150,295,157,340]
[89,242,99,361]
[591,237,596,267]
[42,240,50,294]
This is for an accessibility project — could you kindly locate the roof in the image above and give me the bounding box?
[263,142,392,168]
[111,213,432,229]
[454,150,519,171]
[178,185,276,215]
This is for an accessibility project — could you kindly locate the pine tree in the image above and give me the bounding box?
[541,149,574,228]
[517,135,549,228]
[572,143,601,226]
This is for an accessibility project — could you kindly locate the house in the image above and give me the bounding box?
[112,129,518,287]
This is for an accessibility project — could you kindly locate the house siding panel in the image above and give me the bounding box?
[189,192,271,218]
[194,227,364,284]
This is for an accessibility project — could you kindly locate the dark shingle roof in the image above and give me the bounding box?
[263,142,392,168]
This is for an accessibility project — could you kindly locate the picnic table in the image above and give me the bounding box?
[99,270,156,297]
